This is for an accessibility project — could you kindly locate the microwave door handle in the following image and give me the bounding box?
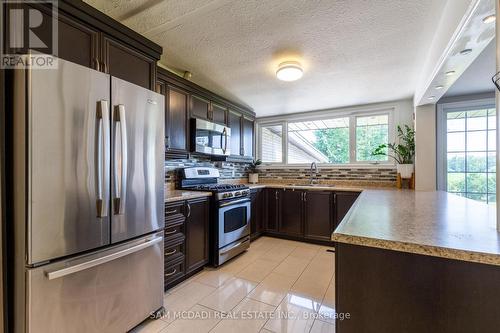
[113,104,128,215]
[220,128,225,154]
[224,128,228,154]
[96,100,110,218]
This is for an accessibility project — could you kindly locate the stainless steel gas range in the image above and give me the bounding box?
[178,167,250,266]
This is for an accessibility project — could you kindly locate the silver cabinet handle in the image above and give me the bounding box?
[113,104,128,215]
[166,208,177,214]
[165,249,177,256]
[275,190,278,200]
[186,202,191,218]
[165,269,177,277]
[94,57,100,71]
[165,229,177,235]
[96,100,110,218]
[303,192,307,202]
[45,236,162,280]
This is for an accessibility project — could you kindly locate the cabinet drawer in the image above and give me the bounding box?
[164,257,185,286]
[164,223,185,242]
[164,236,185,263]
[165,202,186,223]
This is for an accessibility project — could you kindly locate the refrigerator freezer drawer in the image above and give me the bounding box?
[26,233,164,333]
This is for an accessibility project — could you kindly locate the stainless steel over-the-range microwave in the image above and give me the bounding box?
[191,118,231,156]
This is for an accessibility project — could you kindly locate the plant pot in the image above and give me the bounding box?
[397,164,414,179]
[248,173,259,184]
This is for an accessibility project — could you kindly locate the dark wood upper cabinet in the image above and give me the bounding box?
[101,34,156,89]
[7,1,162,90]
[334,192,360,230]
[304,191,333,241]
[191,95,211,120]
[280,190,304,236]
[185,198,210,274]
[57,12,100,69]
[228,110,242,156]
[211,103,227,125]
[242,117,254,158]
[166,86,189,153]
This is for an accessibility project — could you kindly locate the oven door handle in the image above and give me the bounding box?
[220,239,248,255]
[219,198,251,207]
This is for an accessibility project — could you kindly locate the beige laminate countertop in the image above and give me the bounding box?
[165,189,211,203]
[332,189,500,266]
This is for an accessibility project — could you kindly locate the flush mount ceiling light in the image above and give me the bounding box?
[483,15,496,24]
[276,61,303,81]
[445,70,456,76]
[428,96,436,100]
[435,85,444,90]
[459,48,472,55]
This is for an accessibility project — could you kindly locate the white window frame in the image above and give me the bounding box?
[436,97,496,192]
[256,105,396,167]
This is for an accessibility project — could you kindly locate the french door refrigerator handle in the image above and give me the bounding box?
[45,236,163,280]
[113,104,128,215]
[96,100,110,217]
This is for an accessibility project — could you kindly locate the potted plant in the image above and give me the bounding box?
[247,159,262,184]
[372,125,415,179]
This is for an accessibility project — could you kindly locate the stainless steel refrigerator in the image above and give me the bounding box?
[11,58,165,332]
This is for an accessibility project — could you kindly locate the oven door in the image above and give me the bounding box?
[218,198,251,249]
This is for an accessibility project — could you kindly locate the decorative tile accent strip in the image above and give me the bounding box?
[257,167,397,183]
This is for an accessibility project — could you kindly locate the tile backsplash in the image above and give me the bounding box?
[165,154,251,189]
[165,155,397,189]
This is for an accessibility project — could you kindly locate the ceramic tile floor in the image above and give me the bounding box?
[131,236,336,333]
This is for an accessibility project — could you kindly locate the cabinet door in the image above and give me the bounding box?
[250,189,263,239]
[242,117,254,158]
[167,86,189,153]
[185,198,210,273]
[191,95,210,120]
[101,34,156,89]
[211,103,227,125]
[304,191,333,241]
[334,192,360,229]
[280,190,304,236]
[265,189,281,231]
[8,4,99,69]
[58,13,100,69]
[228,110,242,156]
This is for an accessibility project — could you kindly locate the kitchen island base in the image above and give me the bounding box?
[336,243,500,333]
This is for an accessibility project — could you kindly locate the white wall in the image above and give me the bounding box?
[414,104,437,190]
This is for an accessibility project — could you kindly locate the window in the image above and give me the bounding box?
[287,118,349,164]
[260,124,283,163]
[438,100,496,204]
[258,109,394,165]
[356,115,389,162]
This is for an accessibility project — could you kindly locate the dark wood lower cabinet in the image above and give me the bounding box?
[265,188,282,231]
[185,198,210,274]
[280,190,304,236]
[334,192,360,229]
[263,188,360,245]
[304,191,333,241]
[164,197,209,290]
[336,242,500,332]
[250,188,264,240]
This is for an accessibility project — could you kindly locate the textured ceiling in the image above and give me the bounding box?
[444,39,495,98]
[85,0,447,116]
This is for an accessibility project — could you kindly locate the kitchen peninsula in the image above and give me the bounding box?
[332,190,500,333]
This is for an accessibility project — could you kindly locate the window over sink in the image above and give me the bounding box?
[257,108,394,166]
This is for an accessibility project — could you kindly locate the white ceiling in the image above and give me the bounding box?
[444,39,495,98]
[85,0,447,117]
